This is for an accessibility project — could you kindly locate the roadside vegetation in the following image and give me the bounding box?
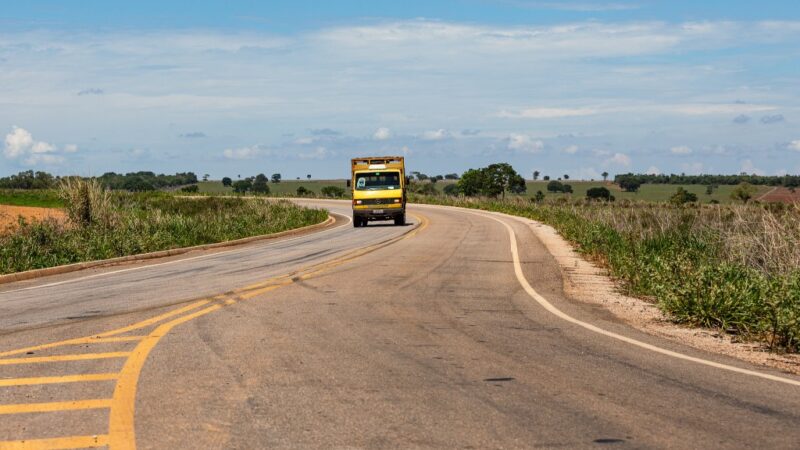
[414,193,800,352]
[0,179,327,275]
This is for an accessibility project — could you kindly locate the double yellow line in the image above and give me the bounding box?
[0,212,428,450]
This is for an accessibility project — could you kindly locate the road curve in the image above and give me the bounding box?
[1,199,799,449]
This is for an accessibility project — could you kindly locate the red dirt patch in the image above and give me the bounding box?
[759,187,800,204]
[0,205,67,235]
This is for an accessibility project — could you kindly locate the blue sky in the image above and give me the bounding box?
[1,0,799,179]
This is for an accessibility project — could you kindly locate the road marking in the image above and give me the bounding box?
[475,210,800,387]
[0,352,131,366]
[0,399,111,415]
[0,373,118,387]
[0,434,109,449]
[0,212,351,296]
[108,303,223,450]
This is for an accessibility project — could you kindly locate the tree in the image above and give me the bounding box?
[122,177,155,192]
[443,183,460,196]
[670,187,698,205]
[444,173,459,180]
[296,186,310,196]
[547,180,564,193]
[617,175,642,192]
[221,177,232,187]
[586,186,612,201]
[543,175,550,181]
[731,182,756,203]
[562,184,573,194]
[320,185,345,198]
[456,169,484,196]
[563,174,569,180]
[232,179,251,194]
[306,174,311,180]
[534,190,545,202]
[202,174,210,182]
[481,163,526,198]
[429,177,438,184]
[602,171,609,181]
[271,173,282,183]
[416,173,429,181]
[252,174,270,194]
[180,185,199,193]
[533,170,540,181]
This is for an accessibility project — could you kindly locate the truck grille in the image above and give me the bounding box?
[361,198,401,205]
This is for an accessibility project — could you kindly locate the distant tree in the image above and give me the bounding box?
[457,169,484,196]
[416,173,429,181]
[562,184,573,194]
[296,177,300,180]
[705,184,718,195]
[602,171,609,181]
[547,180,564,193]
[271,173,282,183]
[307,174,311,180]
[221,177,232,187]
[122,177,155,192]
[296,186,310,196]
[444,173,459,180]
[482,163,526,198]
[617,175,642,193]
[180,185,199,193]
[731,182,756,203]
[670,187,698,205]
[543,175,550,181]
[534,190,545,202]
[586,186,612,201]
[429,177,438,184]
[533,170,540,181]
[434,175,444,181]
[202,174,210,182]
[232,179,251,194]
[252,174,270,194]
[564,174,569,180]
[320,185,345,198]
[443,183,460,196]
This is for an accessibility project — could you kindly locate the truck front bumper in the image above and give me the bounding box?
[353,206,405,221]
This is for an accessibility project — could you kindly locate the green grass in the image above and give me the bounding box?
[0,189,64,208]
[0,192,328,275]
[199,180,351,198]
[411,195,800,352]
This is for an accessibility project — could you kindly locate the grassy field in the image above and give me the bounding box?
[0,184,328,275]
[0,189,64,208]
[413,195,800,352]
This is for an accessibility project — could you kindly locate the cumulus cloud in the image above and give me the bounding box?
[761,114,785,124]
[562,145,578,154]
[670,145,692,155]
[606,152,631,167]
[507,134,544,153]
[646,166,661,175]
[373,127,392,140]
[180,132,206,138]
[422,129,451,140]
[3,126,73,165]
[741,159,765,175]
[733,114,750,124]
[790,140,800,152]
[222,146,265,160]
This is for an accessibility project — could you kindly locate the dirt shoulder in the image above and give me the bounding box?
[523,217,800,376]
[0,205,67,235]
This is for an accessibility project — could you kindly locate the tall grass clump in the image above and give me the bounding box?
[0,192,327,276]
[412,194,800,352]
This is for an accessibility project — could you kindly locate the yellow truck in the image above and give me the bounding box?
[348,156,407,227]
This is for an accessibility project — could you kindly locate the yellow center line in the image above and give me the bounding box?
[0,373,118,387]
[0,352,131,366]
[0,399,111,415]
[0,434,109,450]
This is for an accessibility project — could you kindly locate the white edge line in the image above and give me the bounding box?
[0,209,352,296]
[422,204,800,387]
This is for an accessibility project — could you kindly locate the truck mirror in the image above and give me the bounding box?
[346,179,351,188]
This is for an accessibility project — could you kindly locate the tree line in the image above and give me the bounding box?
[614,173,800,188]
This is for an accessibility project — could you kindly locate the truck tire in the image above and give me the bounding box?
[353,217,361,227]
[394,214,405,226]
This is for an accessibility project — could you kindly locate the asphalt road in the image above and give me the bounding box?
[1,199,799,449]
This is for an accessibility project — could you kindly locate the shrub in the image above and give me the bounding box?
[669,187,698,205]
[320,186,345,198]
[180,185,199,193]
[586,187,612,201]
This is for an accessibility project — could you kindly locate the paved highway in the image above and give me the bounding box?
[1,199,799,449]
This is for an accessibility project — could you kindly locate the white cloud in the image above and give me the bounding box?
[293,137,316,145]
[3,126,70,165]
[646,165,661,175]
[222,146,264,160]
[508,134,544,153]
[789,140,800,152]
[740,159,765,175]
[607,152,631,167]
[498,107,598,119]
[64,144,79,153]
[298,146,331,160]
[681,162,704,174]
[670,145,692,155]
[562,145,578,154]
[422,129,451,140]
[373,127,392,140]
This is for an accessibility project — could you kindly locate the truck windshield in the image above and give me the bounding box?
[355,171,401,190]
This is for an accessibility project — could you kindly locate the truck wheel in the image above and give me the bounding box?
[353,217,361,227]
[394,214,406,226]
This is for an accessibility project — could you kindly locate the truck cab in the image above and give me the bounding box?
[349,156,406,227]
